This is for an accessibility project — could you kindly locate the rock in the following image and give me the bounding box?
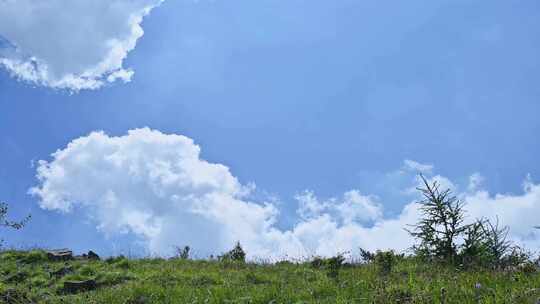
[87,250,100,261]
[50,265,74,278]
[46,249,73,261]
[63,279,97,294]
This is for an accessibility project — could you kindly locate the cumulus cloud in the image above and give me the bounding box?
[30,130,540,259]
[295,190,383,225]
[0,0,163,91]
[402,160,456,195]
[464,176,540,249]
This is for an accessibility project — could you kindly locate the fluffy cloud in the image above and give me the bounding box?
[295,190,383,225]
[463,176,540,250]
[0,0,163,91]
[30,129,540,259]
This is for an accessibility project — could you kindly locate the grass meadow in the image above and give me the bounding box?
[1,249,539,304]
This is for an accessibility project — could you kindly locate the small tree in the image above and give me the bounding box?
[481,217,512,267]
[219,241,246,262]
[460,220,488,267]
[174,245,190,260]
[0,202,30,246]
[374,250,398,276]
[407,175,468,263]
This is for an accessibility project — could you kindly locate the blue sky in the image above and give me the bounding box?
[1,0,539,258]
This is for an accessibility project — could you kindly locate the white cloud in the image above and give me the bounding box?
[30,129,540,259]
[467,172,484,192]
[403,159,434,174]
[295,190,383,225]
[464,177,540,249]
[0,0,163,91]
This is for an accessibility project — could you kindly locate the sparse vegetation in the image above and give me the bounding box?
[1,179,539,303]
[0,248,539,303]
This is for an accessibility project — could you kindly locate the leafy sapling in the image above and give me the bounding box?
[407,175,468,263]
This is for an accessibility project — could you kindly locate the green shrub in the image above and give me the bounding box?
[96,271,134,286]
[460,221,490,268]
[219,242,246,262]
[30,276,48,288]
[518,262,538,274]
[106,255,127,264]
[3,270,29,283]
[79,265,97,276]
[21,250,47,264]
[374,250,398,275]
[501,246,531,268]
[116,258,130,269]
[310,257,325,269]
[325,254,345,280]
[105,255,130,269]
[174,246,190,260]
[309,254,346,280]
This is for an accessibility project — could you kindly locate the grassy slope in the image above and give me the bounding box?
[1,250,539,303]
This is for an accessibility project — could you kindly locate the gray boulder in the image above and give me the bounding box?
[46,249,73,261]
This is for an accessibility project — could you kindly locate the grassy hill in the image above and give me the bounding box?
[1,249,539,303]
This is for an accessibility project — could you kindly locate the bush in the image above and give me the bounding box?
[374,250,398,275]
[105,255,127,264]
[359,248,375,263]
[518,261,537,274]
[105,255,130,269]
[219,242,246,262]
[460,221,491,268]
[116,258,130,269]
[325,254,346,280]
[459,217,517,269]
[21,250,47,264]
[501,246,532,268]
[175,246,190,260]
[309,254,346,280]
[79,265,97,276]
[30,276,48,288]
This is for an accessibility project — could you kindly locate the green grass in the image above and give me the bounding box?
[1,250,539,303]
